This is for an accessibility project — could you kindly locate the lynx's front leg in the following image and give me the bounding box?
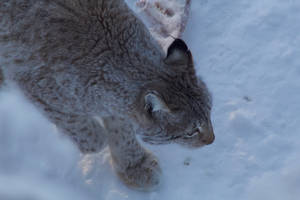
[103,117,161,190]
[135,0,191,51]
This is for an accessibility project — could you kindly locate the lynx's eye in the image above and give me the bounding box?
[185,130,199,138]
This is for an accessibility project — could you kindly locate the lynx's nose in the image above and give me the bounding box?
[199,123,215,145]
[202,132,215,145]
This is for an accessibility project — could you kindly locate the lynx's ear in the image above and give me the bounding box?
[164,39,198,85]
[144,92,170,113]
[164,39,190,65]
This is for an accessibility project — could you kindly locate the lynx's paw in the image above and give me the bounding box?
[114,152,162,190]
[135,0,191,51]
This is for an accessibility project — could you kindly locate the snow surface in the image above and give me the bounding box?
[1,0,300,199]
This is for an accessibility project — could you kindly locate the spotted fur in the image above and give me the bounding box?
[0,0,214,190]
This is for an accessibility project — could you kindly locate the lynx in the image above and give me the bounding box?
[0,0,214,190]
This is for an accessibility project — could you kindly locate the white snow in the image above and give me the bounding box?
[1,0,300,199]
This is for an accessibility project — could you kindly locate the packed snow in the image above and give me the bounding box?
[1,0,299,199]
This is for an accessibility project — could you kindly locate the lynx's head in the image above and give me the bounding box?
[136,39,214,148]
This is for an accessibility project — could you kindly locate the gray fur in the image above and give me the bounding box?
[0,0,214,190]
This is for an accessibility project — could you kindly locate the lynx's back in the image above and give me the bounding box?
[0,0,166,115]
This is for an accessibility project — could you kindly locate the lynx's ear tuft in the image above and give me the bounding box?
[144,92,170,113]
[164,39,190,65]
